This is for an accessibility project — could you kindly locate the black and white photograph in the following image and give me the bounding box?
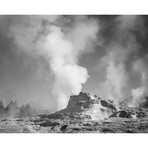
[0,15,148,133]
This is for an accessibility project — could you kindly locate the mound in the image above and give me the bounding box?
[54,92,118,120]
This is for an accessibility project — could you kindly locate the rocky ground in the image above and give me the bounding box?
[0,92,148,133]
[0,115,148,133]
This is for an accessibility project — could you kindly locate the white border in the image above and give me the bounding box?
[0,134,147,148]
[0,0,148,14]
[0,1,148,148]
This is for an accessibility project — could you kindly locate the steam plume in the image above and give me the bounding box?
[97,15,142,105]
[98,46,128,103]
[0,15,147,111]
[131,59,148,106]
[7,16,99,110]
[43,18,99,109]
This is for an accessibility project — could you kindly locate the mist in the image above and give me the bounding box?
[0,15,99,111]
[0,15,148,112]
[41,17,99,110]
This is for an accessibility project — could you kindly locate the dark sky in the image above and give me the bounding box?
[0,15,148,110]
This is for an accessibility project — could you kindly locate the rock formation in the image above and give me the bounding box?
[54,92,118,120]
[139,96,148,108]
[48,92,148,121]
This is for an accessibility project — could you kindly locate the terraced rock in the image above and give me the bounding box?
[55,92,118,120]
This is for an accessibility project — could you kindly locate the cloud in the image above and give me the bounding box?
[116,15,139,30]
[96,15,146,106]
[97,45,128,102]
[0,16,99,111]
[131,59,148,106]
[0,15,148,111]
[42,17,99,109]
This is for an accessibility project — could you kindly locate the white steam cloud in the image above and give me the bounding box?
[98,46,128,103]
[97,15,141,105]
[43,18,99,109]
[7,16,99,110]
[1,15,147,110]
[131,59,148,106]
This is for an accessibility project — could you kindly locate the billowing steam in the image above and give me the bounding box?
[131,59,148,106]
[98,46,128,103]
[42,19,99,109]
[0,15,148,111]
[6,16,99,110]
[97,15,145,106]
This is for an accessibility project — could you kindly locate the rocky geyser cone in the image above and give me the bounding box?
[55,92,118,120]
